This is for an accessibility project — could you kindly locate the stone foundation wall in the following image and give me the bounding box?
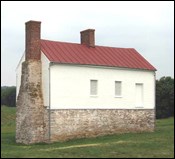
[16,61,155,144]
[49,109,155,142]
[16,60,47,144]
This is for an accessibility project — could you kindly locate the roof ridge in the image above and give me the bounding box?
[41,39,134,49]
[41,39,80,45]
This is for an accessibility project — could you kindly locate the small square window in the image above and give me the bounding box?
[90,80,98,95]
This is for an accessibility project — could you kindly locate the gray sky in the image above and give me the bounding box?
[1,1,174,86]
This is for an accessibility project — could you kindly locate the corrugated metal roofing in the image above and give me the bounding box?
[41,39,156,71]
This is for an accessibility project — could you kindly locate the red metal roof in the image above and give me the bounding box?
[41,39,156,71]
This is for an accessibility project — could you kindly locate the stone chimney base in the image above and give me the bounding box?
[16,60,47,144]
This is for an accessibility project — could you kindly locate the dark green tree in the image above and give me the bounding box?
[1,86,16,107]
[156,76,174,119]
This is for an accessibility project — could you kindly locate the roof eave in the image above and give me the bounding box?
[49,61,156,71]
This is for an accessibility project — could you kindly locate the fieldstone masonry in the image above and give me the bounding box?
[49,109,155,142]
[16,60,47,144]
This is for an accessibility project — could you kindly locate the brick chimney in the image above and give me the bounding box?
[25,20,41,60]
[80,29,95,47]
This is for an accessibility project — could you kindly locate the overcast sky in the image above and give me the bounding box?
[1,1,174,86]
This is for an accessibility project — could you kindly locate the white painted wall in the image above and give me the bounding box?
[41,52,50,107]
[50,64,155,109]
[16,52,50,106]
[16,53,25,99]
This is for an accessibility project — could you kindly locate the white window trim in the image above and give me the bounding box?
[114,95,123,98]
[90,79,98,97]
[114,81,122,97]
[90,95,98,97]
[135,106,144,109]
[135,83,144,108]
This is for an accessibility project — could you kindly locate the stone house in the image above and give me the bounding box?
[16,20,156,144]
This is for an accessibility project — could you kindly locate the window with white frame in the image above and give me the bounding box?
[90,80,98,96]
[115,81,122,96]
[135,83,143,107]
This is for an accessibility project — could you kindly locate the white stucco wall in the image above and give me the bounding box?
[41,52,50,107]
[50,64,155,109]
[16,52,50,105]
[16,53,25,99]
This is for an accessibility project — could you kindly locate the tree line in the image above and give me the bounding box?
[1,76,174,119]
[1,86,16,107]
[156,76,174,119]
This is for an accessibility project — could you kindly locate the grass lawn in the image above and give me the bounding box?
[1,106,174,158]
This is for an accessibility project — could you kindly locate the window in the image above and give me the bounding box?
[115,81,122,97]
[135,83,143,107]
[90,80,98,96]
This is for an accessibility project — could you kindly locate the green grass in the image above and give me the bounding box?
[1,106,174,158]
